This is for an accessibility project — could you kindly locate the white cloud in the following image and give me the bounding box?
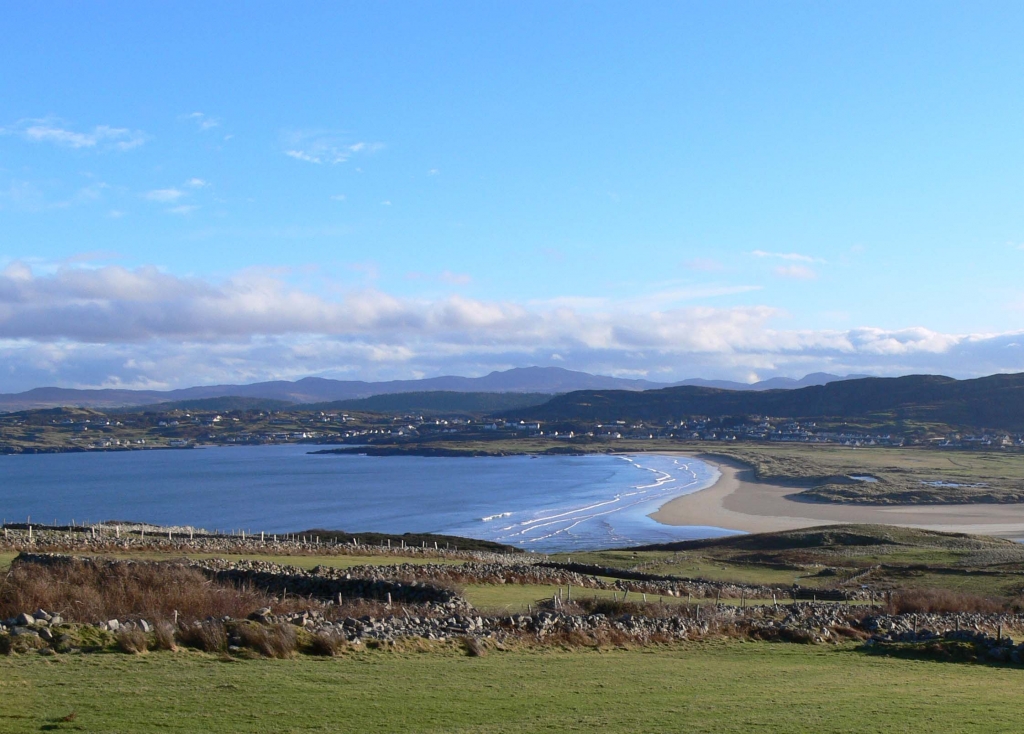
[285,150,322,164]
[186,178,208,188]
[183,112,220,130]
[330,194,346,202]
[167,205,199,215]
[283,130,383,165]
[773,265,817,280]
[2,117,146,151]
[144,188,185,203]
[752,250,823,263]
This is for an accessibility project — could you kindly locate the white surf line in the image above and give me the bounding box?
[501,494,631,529]
[504,459,684,535]
[501,484,684,541]
[518,516,593,544]
[480,512,513,522]
[498,453,697,543]
[622,454,679,489]
[517,493,670,542]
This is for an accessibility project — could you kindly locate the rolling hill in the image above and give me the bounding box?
[303,391,552,415]
[0,367,858,410]
[507,372,1024,432]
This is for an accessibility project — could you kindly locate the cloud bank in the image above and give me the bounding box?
[0,262,1021,391]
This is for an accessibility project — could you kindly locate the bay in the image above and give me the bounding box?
[0,445,737,552]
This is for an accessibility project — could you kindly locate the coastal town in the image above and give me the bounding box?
[2,404,1023,453]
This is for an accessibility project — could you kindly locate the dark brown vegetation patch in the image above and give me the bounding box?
[0,557,270,624]
[885,588,1015,615]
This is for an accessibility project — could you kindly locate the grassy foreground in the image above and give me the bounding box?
[2,643,1023,733]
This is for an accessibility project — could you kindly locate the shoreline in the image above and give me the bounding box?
[650,453,1024,540]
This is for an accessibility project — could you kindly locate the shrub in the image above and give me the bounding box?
[461,636,486,657]
[777,627,816,644]
[177,622,227,653]
[235,623,297,658]
[152,623,177,651]
[116,627,149,654]
[0,557,280,624]
[0,633,11,656]
[886,588,1008,615]
[307,631,345,657]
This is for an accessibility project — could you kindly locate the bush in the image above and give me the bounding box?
[307,631,345,657]
[116,627,149,654]
[235,623,297,658]
[177,622,227,653]
[886,588,1008,615]
[152,623,177,651]
[0,633,11,656]
[461,636,486,657]
[0,558,275,624]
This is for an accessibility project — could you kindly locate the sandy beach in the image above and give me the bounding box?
[651,453,1024,539]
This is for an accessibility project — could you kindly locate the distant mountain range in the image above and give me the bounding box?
[0,367,861,411]
[507,373,1024,432]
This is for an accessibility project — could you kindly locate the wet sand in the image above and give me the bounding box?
[650,453,1024,539]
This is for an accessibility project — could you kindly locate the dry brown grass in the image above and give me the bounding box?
[115,627,149,654]
[460,636,486,656]
[234,622,298,658]
[152,623,177,651]
[543,627,635,649]
[0,557,451,627]
[176,621,227,652]
[0,558,272,623]
[307,631,345,657]
[885,588,1013,615]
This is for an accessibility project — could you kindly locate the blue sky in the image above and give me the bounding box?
[3,2,1024,390]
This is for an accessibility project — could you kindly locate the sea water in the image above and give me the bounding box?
[0,445,737,552]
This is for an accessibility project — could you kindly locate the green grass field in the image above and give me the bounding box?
[706,444,1024,504]
[2,643,1023,732]
[554,526,1024,600]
